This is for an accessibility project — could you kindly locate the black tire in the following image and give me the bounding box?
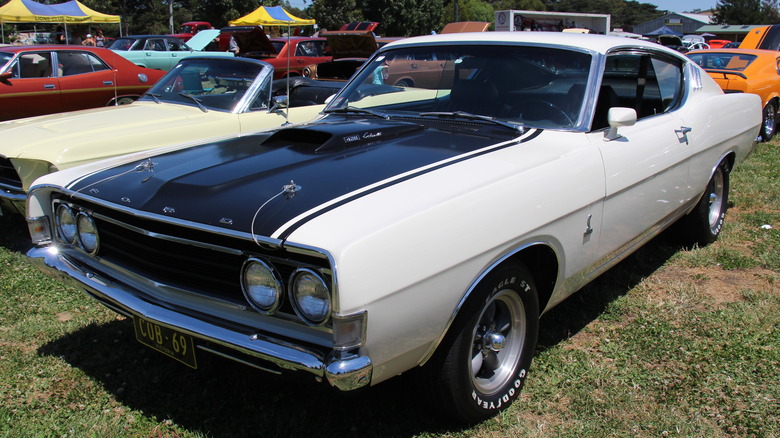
[112,96,136,106]
[424,261,539,424]
[760,101,776,142]
[682,160,730,245]
[394,78,414,88]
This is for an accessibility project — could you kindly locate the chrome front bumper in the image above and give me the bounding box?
[26,245,372,391]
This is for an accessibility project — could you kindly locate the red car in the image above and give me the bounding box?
[0,45,166,121]
[171,21,213,42]
[267,37,330,79]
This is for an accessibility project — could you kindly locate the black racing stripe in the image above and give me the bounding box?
[277,128,542,240]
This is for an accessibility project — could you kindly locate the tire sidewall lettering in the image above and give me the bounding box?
[471,369,528,411]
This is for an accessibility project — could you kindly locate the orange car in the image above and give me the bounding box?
[688,48,780,141]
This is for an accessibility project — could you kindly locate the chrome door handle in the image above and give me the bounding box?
[44,84,55,89]
[675,126,692,134]
[103,81,113,85]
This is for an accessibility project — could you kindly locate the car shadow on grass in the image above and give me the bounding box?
[36,229,690,437]
[0,212,33,253]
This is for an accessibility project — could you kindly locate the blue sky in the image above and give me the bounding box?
[646,0,717,12]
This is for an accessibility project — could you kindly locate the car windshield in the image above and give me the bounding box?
[326,44,592,129]
[138,59,269,112]
[108,38,140,51]
[687,52,757,71]
[0,52,13,71]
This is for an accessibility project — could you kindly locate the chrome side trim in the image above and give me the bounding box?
[27,245,372,390]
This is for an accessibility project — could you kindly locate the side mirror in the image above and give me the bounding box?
[604,107,637,141]
[270,95,289,112]
[0,70,12,83]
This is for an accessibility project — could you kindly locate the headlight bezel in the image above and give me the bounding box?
[240,257,284,314]
[76,211,99,255]
[54,203,78,244]
[289,267,332,326]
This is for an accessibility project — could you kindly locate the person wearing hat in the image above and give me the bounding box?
[82,33,96,46]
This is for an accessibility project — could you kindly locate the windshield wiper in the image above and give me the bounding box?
[324,105,389,119]
[419,111,525,133]
[144,93,161,104]
[178,92,208,113]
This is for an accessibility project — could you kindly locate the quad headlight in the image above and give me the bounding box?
[55,204,78,244]
[76,212,99,254]
[54,203,99,254]
[241,258,283,313]
[290,268,331,325]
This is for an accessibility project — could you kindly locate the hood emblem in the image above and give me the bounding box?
[163,207,175,214]
[121,197,131,203]
[220,218,234,225]
[73,158,157,195]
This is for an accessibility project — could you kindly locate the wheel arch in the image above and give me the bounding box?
[418,242,559,366]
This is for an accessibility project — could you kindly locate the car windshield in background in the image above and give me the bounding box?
[687,53,757,71]
[328,44,592,129]
[138,59,268,112]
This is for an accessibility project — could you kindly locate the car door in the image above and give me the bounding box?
[588,50,693,258]
[142,38,172,70]
[55,50,118,111]
[0,51,60,120]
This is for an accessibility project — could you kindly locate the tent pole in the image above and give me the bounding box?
[1,22,4,44]
[64,23,69,44]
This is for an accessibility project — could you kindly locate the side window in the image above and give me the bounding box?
[145,39,166,51]
[595,52,684,130]
[58,52,106,76]
[167,39,183,51]
[14,52,53,78]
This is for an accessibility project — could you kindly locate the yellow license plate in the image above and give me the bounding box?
[133,316,197,369]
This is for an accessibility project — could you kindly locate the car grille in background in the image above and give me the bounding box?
[0,157,22,190]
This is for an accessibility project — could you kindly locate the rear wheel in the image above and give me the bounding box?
[760,101,776,142]
[112,96,136,106]
[681,160,730,245]
[424,261,539,424]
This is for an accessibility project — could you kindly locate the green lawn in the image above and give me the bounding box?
[0,141,777,437]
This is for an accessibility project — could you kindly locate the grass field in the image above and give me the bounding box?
[0,140,777,437]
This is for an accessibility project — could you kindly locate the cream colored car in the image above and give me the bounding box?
[0,56,329,216]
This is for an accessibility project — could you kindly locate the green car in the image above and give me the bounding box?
[108,29,233,70]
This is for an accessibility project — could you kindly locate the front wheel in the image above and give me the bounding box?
[424,262,539,424]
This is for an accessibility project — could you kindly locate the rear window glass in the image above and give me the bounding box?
[687,53,757,71]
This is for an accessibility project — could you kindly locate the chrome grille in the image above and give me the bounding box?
[54,196,331,318]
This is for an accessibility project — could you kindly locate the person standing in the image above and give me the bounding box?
[95,29,105,47]
[82,33,96,46]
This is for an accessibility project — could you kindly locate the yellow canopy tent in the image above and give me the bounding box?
[228,6,314,27]
[0,0,120,43]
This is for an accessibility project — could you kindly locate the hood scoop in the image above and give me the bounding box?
[261,120,425,153]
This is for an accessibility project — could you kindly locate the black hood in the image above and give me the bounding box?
[69,117,530,238]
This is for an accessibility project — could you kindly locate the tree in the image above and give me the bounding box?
[359,0,444,36]
[713,0,780,24]
[442,0,494,27]
[309,0,364,31]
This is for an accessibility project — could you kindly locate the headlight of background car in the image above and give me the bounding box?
[55,204,78,244]
[241,258,283,314]
[290,268,331,325]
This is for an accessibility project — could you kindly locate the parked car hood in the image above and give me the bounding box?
[66,117,524,237]
[0,102,251,166]
[185,29,221,51]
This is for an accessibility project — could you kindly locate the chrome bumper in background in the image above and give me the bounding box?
[26,245,372,391]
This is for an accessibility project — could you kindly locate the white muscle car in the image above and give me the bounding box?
[0,56,335,216]
[25,32,760,423]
